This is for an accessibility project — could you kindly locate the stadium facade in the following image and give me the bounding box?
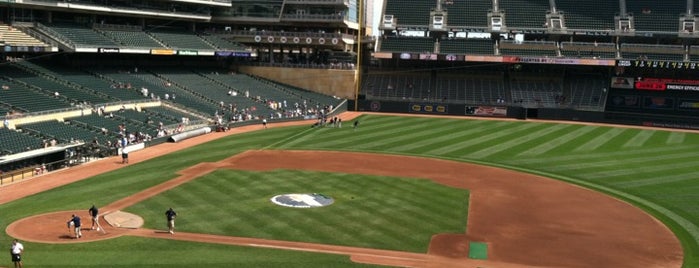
[362,0,699,130]
[2,0,699,179]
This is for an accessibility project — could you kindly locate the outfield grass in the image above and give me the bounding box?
[2,114,699,267]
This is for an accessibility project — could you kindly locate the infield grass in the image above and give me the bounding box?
[2,114,699,267]
[127,169,468,252]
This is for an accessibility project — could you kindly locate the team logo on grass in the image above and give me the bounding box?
[271,193,334,208]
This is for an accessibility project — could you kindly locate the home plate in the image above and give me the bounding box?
[103,211,144,229]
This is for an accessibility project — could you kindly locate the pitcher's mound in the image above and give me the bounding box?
[103,210,143,228]
[6,210,143,244]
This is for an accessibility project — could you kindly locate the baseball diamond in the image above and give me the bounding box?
[1,113,688,267]
[3,0,699,266]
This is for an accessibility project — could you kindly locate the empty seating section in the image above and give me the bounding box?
[118,69,220,115]
[56,69,145,101]
[362,71,608,110]
[202,72,310,108]
[71,114,156,137]
[621,53,685,61]
[0,25,48,46]
[20,120,112,145]
[384,0,434,26]
[499,0,550,28]
[364,71,512,104]
[559,42,616,59]
[435,73,507,104]
[22,61,143,102]
[556,0,618,30]
[75,69,153,101]
[475,78,508,104]
[4,63,111,105]
[115,109,153,126]
[41,23,227,50]
[499,40,557,57]
[46,23,118,47]
[564,74,607,109]
[434,76,465,101]
[397,74,431,100]
[440,38,493,54]
[147,30,216,50]
[0,71,72,112]
[620,43,685,61]
[444,0,490,27]
[627,1,686,32]
[154,69,275,116]
[101,29,164,48]
[380,37,434,52]
[509,74,564,108]
[199,34,248,51]
[0,128,44,155]
[143,107,192,125]
[0,79,67,112]
[362,74,382,98]
[363,72,430,100]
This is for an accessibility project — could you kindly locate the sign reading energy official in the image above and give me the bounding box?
[666,84,699,91]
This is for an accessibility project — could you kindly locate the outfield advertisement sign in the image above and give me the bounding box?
[678,99,699,110]
[150,49,175,55]
[465,106,507,117]
[621,77,699,91]
[508,57,616,66]
[611,77,635,89]
[409,103,448,114]
[177,50,198,56]
[98,47,120,53]
[642,121,699,130]
[215,51,251,57]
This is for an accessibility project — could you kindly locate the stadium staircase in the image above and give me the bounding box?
[0,24,49,47]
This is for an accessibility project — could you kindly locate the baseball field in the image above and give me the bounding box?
[1,112,698,267]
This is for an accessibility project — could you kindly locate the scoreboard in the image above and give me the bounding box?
[617,59,699,70]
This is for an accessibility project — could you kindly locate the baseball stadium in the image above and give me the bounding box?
[1,0,699,267]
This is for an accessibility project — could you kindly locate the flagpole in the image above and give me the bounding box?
[354,0,364,111]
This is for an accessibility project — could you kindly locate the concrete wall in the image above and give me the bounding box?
[238,66,357,99]
[2,101,162,129]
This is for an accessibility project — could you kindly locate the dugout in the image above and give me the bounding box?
[0,142,85,185]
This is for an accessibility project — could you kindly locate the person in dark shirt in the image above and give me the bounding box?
[88,204,100,231]
[67,214,82,238]
[165,208,177,234]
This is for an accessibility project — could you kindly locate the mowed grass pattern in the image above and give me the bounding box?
[2,114,699,267]
[271,114,699,267]
[127,170,468,252]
